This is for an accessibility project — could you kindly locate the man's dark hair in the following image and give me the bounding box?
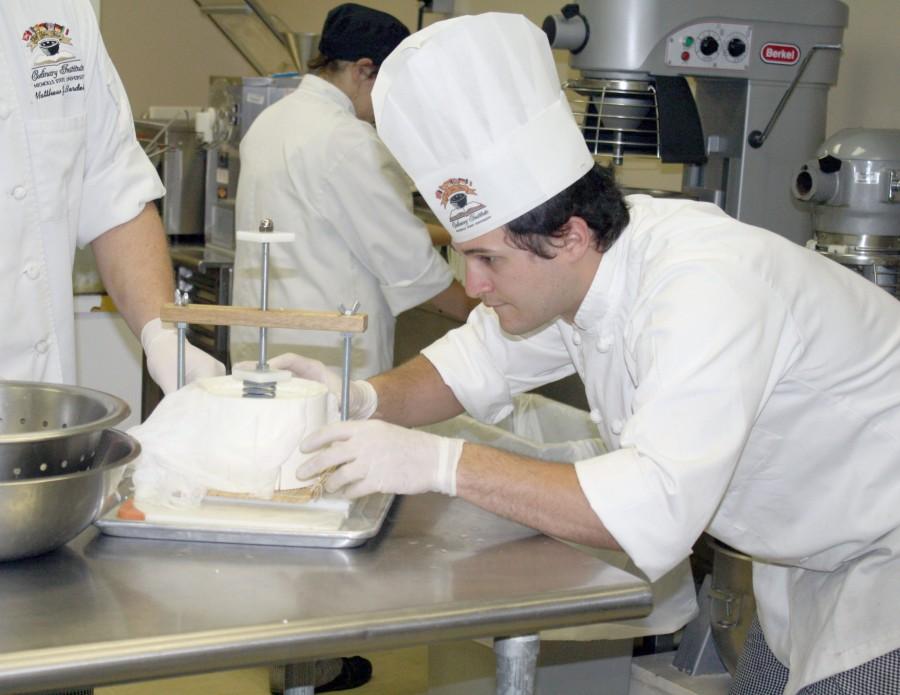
[505,163,629,259]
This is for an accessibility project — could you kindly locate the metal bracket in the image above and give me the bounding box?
[338,302,361,422]
[747,43,842,149]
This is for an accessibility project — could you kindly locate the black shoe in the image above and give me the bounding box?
[316,656,373,692]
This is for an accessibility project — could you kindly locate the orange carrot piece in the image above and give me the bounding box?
[117,498,146,521]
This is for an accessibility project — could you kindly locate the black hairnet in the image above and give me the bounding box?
[319,3,410,66]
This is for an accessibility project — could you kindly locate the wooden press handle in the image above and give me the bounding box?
[160,304,368,333]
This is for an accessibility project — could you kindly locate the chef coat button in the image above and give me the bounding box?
[571,333,582,346]
[0,103,10,120]
[597,335,613,353]
[11,185,27,200]
[24,263,40,280]
[589,409,603,424]
[34,339,50,354]
[610,418,624,435]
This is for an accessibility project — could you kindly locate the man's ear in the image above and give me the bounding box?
[559,216,593,260]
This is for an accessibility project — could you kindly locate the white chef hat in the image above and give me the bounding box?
[372,13,594,244]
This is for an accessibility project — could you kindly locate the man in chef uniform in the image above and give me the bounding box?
[231,3,473,379]
[275,13,900,695]
[0,1,222,393]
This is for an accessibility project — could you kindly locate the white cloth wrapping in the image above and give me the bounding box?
[129,376,333,507]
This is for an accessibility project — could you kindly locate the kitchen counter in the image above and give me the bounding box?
[0,494,651,694]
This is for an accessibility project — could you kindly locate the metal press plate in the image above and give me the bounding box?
[95,493,393,549]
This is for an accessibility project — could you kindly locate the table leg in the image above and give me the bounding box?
[281,661,316,695]
[494,634,540,695]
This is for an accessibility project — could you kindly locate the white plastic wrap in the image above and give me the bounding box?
[128,376,335,507]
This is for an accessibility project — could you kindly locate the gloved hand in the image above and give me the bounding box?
[267,352,378,420]
[298,420,465,498]
[141,318,226,395]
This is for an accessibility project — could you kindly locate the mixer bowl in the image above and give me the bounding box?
[0,381,139,561]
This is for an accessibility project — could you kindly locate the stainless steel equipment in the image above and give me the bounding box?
[193,0,312,75]
[203,76,300,250]
[96,490,392,549]
[543,0,848,245]
[0,382,139,561]
[171,246,234,365]
[708,539,756,675]
[136,118,205,239]
[1,495,652,695]
[793,128,900,297]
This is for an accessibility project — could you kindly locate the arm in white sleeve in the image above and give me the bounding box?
[575,263,800,581]
[76,4,164,246]
[422,305,576,424]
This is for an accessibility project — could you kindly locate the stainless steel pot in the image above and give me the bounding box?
[0,381,139,561]
[708,538,756,674]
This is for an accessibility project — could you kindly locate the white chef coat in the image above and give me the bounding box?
[231,75,454,379]
[423,195,900,694]
[0,1,164,384]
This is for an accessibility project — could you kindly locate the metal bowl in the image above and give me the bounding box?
[0,380,129,453]
[0,428,140,561]
[0,381,138,561]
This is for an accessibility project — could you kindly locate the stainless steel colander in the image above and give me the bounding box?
[0,381,139,561]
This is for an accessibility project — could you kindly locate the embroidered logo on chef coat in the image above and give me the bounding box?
[435,177,491,233]
[22,22,85,100]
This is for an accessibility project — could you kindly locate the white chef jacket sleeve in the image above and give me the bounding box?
[422,305,576,423]
[574,262,801,581]
[316,129,453,315]
[76,4,164,246]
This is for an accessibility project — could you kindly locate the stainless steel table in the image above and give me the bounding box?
[0,495,651,695]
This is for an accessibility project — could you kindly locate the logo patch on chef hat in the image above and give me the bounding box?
[22,23,75,64]
[435,178,492,234]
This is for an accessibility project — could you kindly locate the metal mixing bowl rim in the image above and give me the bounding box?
[0,429,141,485]
[0,380,130,444]
[706,537,753,561]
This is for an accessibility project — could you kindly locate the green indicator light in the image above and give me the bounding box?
[683,36,694,47]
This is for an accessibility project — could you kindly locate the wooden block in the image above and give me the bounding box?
[160,304,367,333]
[206,487,317,505]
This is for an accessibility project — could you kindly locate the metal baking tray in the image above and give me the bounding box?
[95,493,394,549]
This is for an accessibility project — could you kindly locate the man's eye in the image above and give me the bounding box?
[478,256,495,266]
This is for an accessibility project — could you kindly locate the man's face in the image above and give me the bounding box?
[455,227,574,335]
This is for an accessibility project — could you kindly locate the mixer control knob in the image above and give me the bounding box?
[700,36,719,57]
[727,37,747,58]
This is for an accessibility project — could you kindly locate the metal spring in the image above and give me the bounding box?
[242,381,277,399]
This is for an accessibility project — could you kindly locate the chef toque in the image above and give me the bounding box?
[372,13,594,244]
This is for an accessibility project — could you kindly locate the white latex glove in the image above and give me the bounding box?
[267,352,378,420]
[298,420,465,498]
[141,318,226,395]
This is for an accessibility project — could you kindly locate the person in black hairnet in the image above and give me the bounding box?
[231,3,474,381]
[234,4,474,692]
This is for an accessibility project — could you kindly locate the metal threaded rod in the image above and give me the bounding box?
[257,218,274,372]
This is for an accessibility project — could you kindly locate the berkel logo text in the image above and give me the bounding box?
[760,43,800,65]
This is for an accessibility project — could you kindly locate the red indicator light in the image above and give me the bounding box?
[681,51,690,61]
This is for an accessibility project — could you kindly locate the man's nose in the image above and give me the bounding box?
[464,264,489,298]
